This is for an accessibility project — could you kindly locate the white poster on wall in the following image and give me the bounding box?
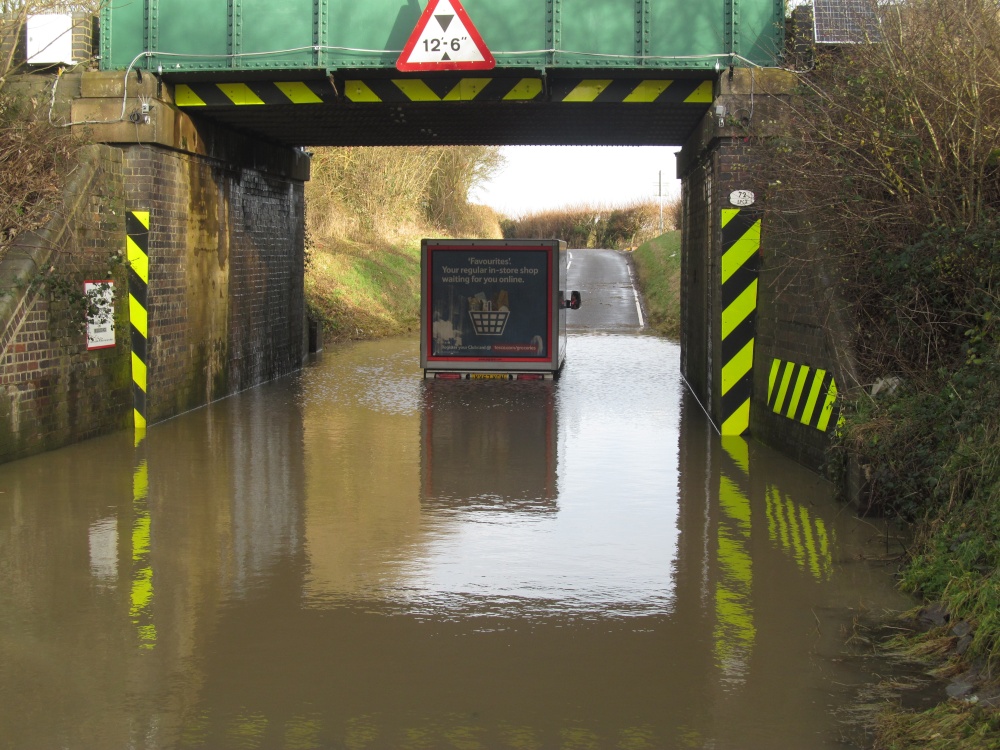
[85,280,116,350]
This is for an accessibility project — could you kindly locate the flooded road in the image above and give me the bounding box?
[0,330,910,750]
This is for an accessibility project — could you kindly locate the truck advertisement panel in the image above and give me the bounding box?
[425,243,553,363]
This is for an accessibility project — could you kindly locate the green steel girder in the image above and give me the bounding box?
[102,0,784,74]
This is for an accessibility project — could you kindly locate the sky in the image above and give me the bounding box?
[471,145,681,218]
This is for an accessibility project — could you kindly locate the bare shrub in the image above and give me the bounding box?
[503,205,599,246]
[0,2,100,261]
[0,90,79,261]
[664,196,682,232]
[502,200,663,249]
[458,202,503,239]
[306,147,440,241]
[759,0,1000,380]
[425,146,503,235]
[306,145,504,245]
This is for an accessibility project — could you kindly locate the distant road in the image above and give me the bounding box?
[565,248,644,332]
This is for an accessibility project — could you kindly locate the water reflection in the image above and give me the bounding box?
[420,379,559,514]
[0,334,911,750]
[130,432,156,650]
[714,437,755,685]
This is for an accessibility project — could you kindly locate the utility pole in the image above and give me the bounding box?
[658,170,663,234]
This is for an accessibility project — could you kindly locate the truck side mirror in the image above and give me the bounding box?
[569,291,582,310]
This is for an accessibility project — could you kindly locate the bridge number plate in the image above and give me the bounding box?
[729,190,756,207]
[397,0,495,72]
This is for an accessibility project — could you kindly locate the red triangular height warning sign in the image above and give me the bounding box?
[397,0,495,72]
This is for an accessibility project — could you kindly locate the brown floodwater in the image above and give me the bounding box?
[0,334,911,750]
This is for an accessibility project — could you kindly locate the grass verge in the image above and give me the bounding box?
[305,236,422,342]
[631,230,681,338]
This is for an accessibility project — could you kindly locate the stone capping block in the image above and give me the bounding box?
[69,72,310,182]
[80,70,160,100]
[677,68,799,178]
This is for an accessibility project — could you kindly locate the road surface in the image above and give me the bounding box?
[566,248,645,332]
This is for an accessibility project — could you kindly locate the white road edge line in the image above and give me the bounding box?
[626,261,645,328]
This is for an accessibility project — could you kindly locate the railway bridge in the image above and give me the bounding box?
[2,0,850,470]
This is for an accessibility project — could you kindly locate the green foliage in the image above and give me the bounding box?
[874,699,1000,750]
[304,145,504,341]
[631,230,682,338]
[766,2,1000,734]
[305,238,421,341]
[834,235,1000,664]
[844,221,1000,379]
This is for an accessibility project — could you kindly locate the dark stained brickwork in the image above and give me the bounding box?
[0,145,132,459]
[680,98,857,473]
[121,147,306,421]
[0,134,307,463]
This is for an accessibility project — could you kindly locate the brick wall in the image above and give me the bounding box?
[0,145,132,459]
[122,146,306,423]
[753,216,859,470]
[0,135,308,463]
[680,155,713,410]
[680,134,756,430]
[678,71,858,474]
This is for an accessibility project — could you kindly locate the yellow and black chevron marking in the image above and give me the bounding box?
[345,77,542,102]
[175,77,712,106]
[767,358,839,432]
[550,78,712,103]
[173,77,713,107]
[344,77,712,104]
[714,437,756,684]
[130,433,156,650]
[719,208,762,436]
[765,484,833,582]
[127,210,149,432]
[174,80,337,107]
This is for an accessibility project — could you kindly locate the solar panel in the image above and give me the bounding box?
[813,0,880,44]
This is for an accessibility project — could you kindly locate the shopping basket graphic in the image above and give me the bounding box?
[469,310,510,336]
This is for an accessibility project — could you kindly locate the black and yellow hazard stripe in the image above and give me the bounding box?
[344,77,542,103]
[549,77,712,103]
[127,212,155,649]
[126,210,149,432]
[174,77,712,106]
[344,77,713,104]
[174,80,337,107]
[714,436,755,683]
[719,208,761,436]
[766,358,839,432]
[172,77,713,107]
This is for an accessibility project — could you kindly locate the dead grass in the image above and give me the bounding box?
[501,199,669,249]
[303,145,504,341]
[305,235,423,341]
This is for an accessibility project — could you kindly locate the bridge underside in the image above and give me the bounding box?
[167,72,714,147]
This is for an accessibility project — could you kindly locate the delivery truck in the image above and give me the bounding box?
[420,239,581,379]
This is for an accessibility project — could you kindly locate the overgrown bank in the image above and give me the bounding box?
[306,172,681,341]
[631,230,682,339]
[304,146,503,341]
[758,1,1000,745]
